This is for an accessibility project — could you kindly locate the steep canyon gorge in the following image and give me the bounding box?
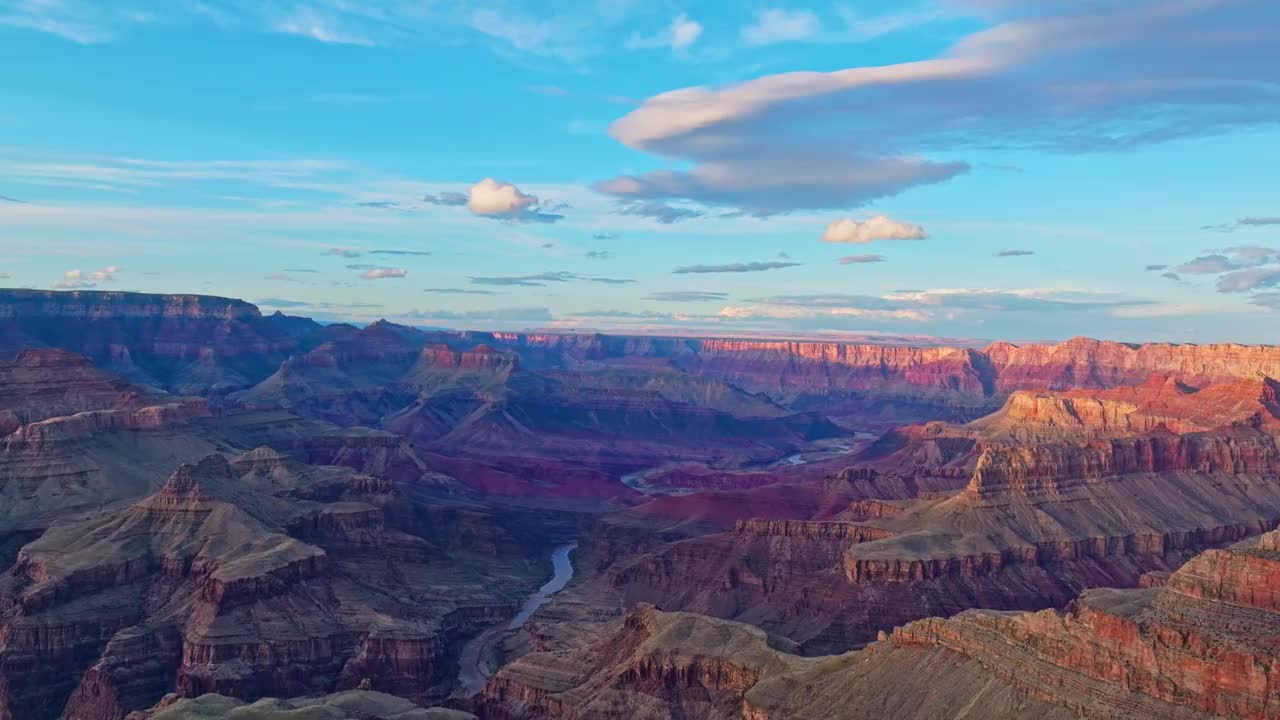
[1,290,1279,718]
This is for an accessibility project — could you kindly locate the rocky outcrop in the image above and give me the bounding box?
[967,430,1280,496]
[0,452,552,720]
[0,349,166,435]
[125,690,476,719]
[987,336,1280,393]
[886,528,1280,719]
[479,605,804,720]
[480,604,1108,720]
[733,519,894,543]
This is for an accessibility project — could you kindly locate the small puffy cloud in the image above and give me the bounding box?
[54,265,119,289]
[355,201,399,210]
[627,13,703,51]
[369,249,430,256]
[670,14,703,49]
[995,249,1034,257]
[673,261,801,274]
[1145,264,1168,271]
[822,215,927,244]
[1217,268,1280,293]
[326,248,362,258]
[282,268,319,273]
[360,268,408,280]
[742,8,820,45]
[1161,272,1190,286]
[1240,217,1280,227]
[465,178,563,223]
[838,254,886,264]
[468,178,537,215]
[91,265,120,281]
[422,191,468,206]
[585,250,613,260]
[646,291,728,302]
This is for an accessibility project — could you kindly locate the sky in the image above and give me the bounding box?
[0,0,1278,344]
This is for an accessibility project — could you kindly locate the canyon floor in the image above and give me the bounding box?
[2,289,1280,719]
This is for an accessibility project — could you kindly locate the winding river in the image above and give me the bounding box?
[456,542,577,696]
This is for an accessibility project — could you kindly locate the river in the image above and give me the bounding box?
[455,542,577,696]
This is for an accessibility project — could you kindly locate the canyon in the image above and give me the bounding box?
[1,289,1279,718]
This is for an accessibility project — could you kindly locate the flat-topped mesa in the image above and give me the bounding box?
[734,519,895,543]
[965,431,1280,497]
[297,326,420,369]
[0,290,262,321]
[415,343,518,372]
[986,336,1280,392]
[689,340,992,394]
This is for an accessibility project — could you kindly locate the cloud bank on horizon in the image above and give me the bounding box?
[0,0,1277,343]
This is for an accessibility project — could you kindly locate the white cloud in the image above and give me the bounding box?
[271,6,375,46]
[463,178,563,223]
[53,265,120,289]
[627,12,703,51]
[468,178,539,216]
[670,13,703,50]
[360,268,408,280]
[742,9,820,45]
[601,1,1279,216]
[822,215,927,243]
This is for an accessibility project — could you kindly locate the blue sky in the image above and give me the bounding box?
[0,0,1277,343]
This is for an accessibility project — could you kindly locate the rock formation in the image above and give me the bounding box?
[0,452,551,720]
[126,690,475,719]
[485,524,1280,720]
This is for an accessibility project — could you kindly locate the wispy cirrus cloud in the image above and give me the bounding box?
[626,13,703,51]
[469,270,633,286]
[741,8,820,45]
[673,261,801,274]
[369,249,430,256]
[407,307,552,321]
[424,288,497,295]
[615,200,704,224]
[838,254,886,264]
[645,290,729,302]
